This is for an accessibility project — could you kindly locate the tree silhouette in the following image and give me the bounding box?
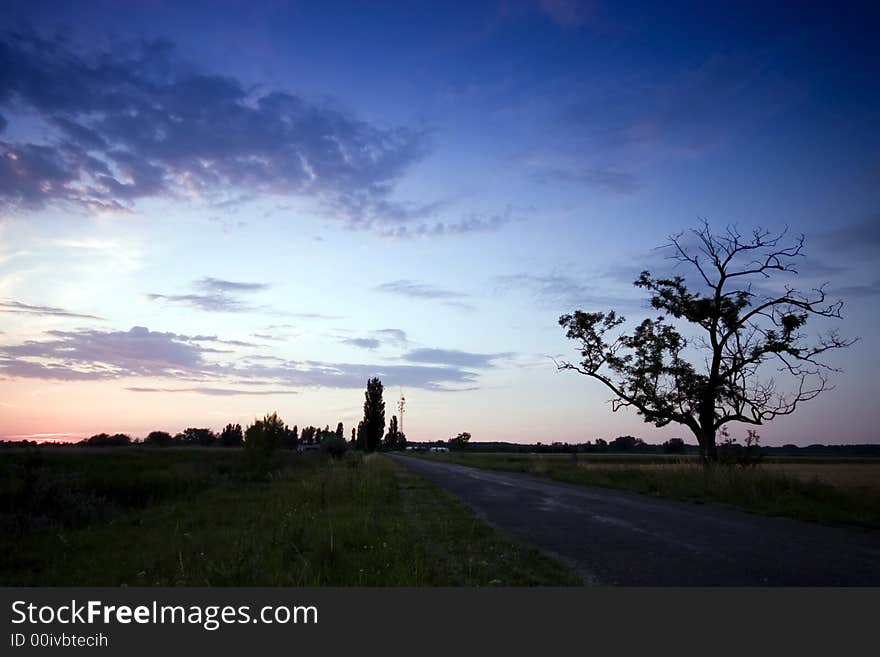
[145,430,173,447]
[181,427,216,446]
[384,415,399,449]
[448,431,471,450]
[558,222,855,462]
[243,412,286,477]
[220,423,243,447]
[663,437,687,454]
[362,377,385,451]
[609,435,643,451]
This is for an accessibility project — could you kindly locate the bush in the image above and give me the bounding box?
[145,431,173,447]
[718,430,763,468]
[320,435,349,459]
[663,438,687,454]
[220,423,243,447]
[243,413,286,479]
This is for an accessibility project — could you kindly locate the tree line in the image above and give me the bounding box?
[3,377,408,453]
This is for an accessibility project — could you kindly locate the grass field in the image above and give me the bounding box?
[409,452,880,528]
[0,447,578,586]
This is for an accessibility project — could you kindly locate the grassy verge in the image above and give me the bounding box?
[409,452,880,529]
[1,448,577,586]
[394,463,579,585]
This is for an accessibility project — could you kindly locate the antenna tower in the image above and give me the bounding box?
[398,389,406,434]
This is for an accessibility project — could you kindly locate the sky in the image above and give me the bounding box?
[0,0,878,445]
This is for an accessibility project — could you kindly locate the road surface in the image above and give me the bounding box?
[389,454,880,585]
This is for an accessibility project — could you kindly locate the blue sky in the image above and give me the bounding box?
[0,1,878,445]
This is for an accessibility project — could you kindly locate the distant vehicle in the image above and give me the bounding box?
[429,446,449,453]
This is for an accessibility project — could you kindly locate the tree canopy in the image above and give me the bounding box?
[558,222,855,461]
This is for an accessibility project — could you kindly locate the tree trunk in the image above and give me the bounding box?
[699,426,718,463]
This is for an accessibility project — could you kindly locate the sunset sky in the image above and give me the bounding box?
[1,1,877,445]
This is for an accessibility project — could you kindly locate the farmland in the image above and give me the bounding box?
[0,447,577,586]
[409,451,880,528]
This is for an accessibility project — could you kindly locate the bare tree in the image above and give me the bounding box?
[558,221,856,462]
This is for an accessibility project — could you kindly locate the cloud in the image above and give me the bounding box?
[230,359,481,391]
[340,328,410,351]
[126,387,297,396]
[376,280,467,300]
[375,279,476,311]
[402,348,512,369]
[148,277,269,312]
[819,218,880,258]
[0,32,428,227]
[288,312,344,320]
[342,337,381,350]
[494,273,593,307]
[252,333,286,341]
[0,326,214,380]
[376,208,517,238]
[494,272,643,311]
[196,277,269,293]
[544,49,807,176]
[375,328,408,346]
[147,292,248,312]
[830,280,880,299]
[187,335,261,348]
[0,299,103,320]
[530,165,640,193]
[0,325,488,391]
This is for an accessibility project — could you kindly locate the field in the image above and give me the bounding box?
[0,447,578,586]
[410,452,880,528]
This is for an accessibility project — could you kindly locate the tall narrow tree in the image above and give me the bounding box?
[362,377,385,451]
[385,415,399,449]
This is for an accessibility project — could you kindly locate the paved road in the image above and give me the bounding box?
[389,454,880,585]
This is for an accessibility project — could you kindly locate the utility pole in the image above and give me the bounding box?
[398,390,406,435]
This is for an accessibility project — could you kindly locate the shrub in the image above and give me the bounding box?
[243,413,286,479]
[663,438,687,454]
[320,435,349,459]
[145,431,173,447]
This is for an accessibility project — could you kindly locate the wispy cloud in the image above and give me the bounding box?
[126,387,298,396]
[375,328,408,346]
[187,335,262,348]
[376,279,476,312]
[0,326,214,380]
[340,328,409,351]
[494,273,593,307]
[830,280,880,299]
[148,277,269,312]
[377,208,517,238]
[230,359,483,392]
[494,272,642,311]
[341,337,381,350]
[0,299,103,320]
[0,31,428,232]
[196,277,269,293]
[530,165,641,194]
[147,292,248,312]
[0,325,491,391]
[819,218,880,259]
[402,348,513,369]
[376,280,467,300]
